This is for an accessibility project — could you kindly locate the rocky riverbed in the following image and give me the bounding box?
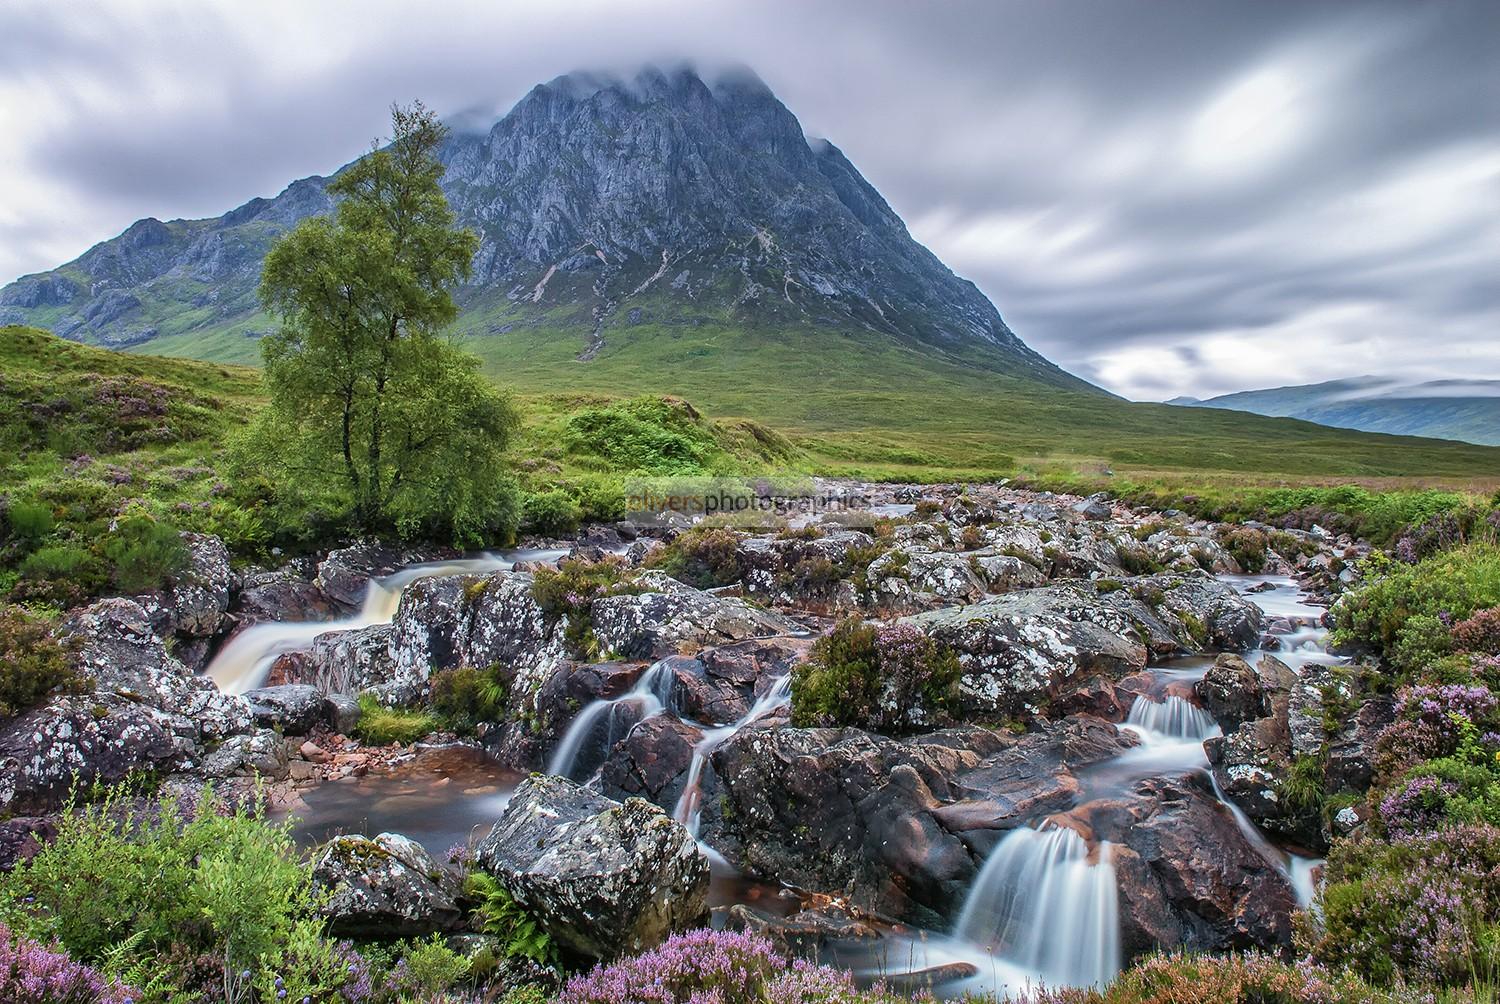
[0,481,1383,998]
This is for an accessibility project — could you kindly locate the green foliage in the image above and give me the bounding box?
[4,499,54,541]
[380,934,471,1001]
[429,664,510,733]
[522,488,582,536]
[562,396,729,474]
[791,619,962,734]
[0,788,312,986]
[1219,525,1271,573]
[0,605,87,716]
[648,527,742,589]
[1334,543,1500,674]
[531,558,637,658]
[102,515,187,594]
[243,103,520,546]
[353,694,438,745]
[464,872,558,968]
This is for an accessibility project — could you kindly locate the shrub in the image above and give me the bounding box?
[791,620,962,734]
[531,558,637,658]
[353,695,438,746]
[522,489,582,536]
[558,929,909,1004]
[4,500,55,542]
[1220,526,1270,573]
[0,924,138,1004]
[562,397,724,475]
[1017,950,1391,1003]
[1453,607,1500,656]
[0,788,312,993]
[648,527,742,589]
[1333,543,1500,674]
[103,516,187,594]
[379,934,470,1002]
[0,606,87,717]
[430,664,510,733]
[1308,825,1500,985]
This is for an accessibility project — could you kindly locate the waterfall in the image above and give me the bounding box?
[546,660,675,781]
[954,825,1120,990]
[1122,694,1219,743]
[674,675,793,837]
[205,550,565,696]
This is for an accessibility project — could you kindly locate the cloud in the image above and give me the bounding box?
[0,0,1496,399]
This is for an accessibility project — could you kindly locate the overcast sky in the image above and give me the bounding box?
[3,0,1497,399]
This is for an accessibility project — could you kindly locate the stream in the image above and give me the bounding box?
[229,555,1335,1000]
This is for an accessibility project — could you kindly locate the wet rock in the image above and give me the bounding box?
[599,714,704,805]
[244,684,326,735]
[314,832,465,937]
[591,573,800,661]
[232,570,343,628]
[1129,573,1264,651]
[1073,773,1297,958]
[0,695,185,814]
[476,775,709,961]
[63,598,250,738]
[315,541,408,608]
[1205,716,1290,824]
[1196,654,1267,731]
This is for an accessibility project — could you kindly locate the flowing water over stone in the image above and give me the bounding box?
[547,659,676,780]
[673,675,794,838]
[205,549,567,695]
[953,825,1121,990]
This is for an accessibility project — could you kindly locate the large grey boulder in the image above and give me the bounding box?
[307,624,397,698]
[590,572,800,660]
[0,695,185,815]
[243,684,327,735]
[63,597,250,738]
[866,546,986,606]
[1196,654,1268,732]
[313,832,465,937]
[475,775,709,961]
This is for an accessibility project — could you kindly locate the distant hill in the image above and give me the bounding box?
[1169,377,1500,446]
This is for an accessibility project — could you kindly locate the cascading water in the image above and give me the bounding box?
[953,825,1120,990]
[205,549,567,695]
[1122,694,1219,743]
[673,675,793,837]
[546,660,676,781]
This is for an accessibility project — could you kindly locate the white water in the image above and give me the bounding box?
[953,825,1120,991]
[1123,694,1219,743]
[545,660,676,781]
[673,675,793,837]
[206,548,568,695]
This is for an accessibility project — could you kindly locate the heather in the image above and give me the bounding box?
[791,618,962,733]
[557,929,913,1004]
[0,605,86,717]
[0,924,137,1004]
[1013,950,1391,1003]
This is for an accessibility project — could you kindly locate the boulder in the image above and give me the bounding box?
[232,569,343,628]
[476,775,709,961]
[307,625,397,698]
[1196,654,1267,731]
[63,598,250,738]
[313,832,465,937]
[200,729,289,780]
[1326,694,1395,793]
[866,547,986,606]
[591,573,801,661]
[315,541,408,608]
[0,695,185,815]
[134,532,236,644]
[243,684,327,735]
[0,817,57,872]
[599,714,704,806]
[324,693,362,735]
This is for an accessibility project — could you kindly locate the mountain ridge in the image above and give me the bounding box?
[0,64,1085,391]
[1169,376,1500,446]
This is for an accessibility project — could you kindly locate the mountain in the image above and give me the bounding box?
[1169,377,1500,446]
[0,65,1076,388]
[5,64,1500,481]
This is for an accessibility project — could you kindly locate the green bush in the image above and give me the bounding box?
[791,620,962,734]
[354,694,438,745]
[103,515,187,594]
[522,488,582,536]
[562,397,726,474]
[648,527,742,589]
[0,605,87,716]
[0,788,312,990]
[430,664,510,733]
[4,499,54,541]
[1333,543,1500,674]
[531,558,638,658]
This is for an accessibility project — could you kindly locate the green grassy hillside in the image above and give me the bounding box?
[135,311,1500,485]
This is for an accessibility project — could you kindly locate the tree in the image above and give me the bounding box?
[244,102,520,544]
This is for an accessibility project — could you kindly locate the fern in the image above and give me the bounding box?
[464,872,559,968]
[101,930,197,1004]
